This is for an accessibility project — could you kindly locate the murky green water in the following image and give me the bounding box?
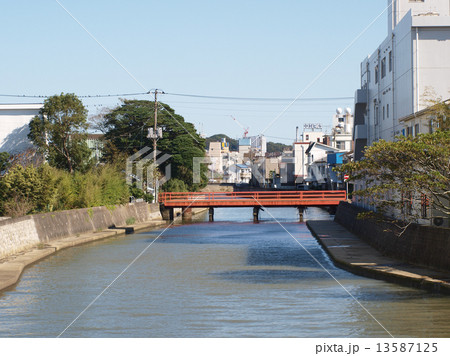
[0,207,449,337]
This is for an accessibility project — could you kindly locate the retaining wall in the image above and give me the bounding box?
[0,203,161,259]
[335,202,450,272]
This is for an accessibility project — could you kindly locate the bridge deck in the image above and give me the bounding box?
[159,190,346,208]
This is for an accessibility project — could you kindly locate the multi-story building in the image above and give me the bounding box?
[329,108,354,151]
[354,0,450,160]
[249,134,267,156]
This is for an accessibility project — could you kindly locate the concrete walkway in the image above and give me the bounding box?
[0,220,167,293]
[307,220,450,294]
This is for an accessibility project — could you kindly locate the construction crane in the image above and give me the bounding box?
[230,115,249,138]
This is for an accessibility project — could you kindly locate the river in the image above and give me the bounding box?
[0,207,449,338]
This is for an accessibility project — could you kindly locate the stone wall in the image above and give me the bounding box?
[335,202,450,272]
[0,203,161,259]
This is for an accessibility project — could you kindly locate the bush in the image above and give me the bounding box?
[0,163,130,216]
[129,182,153,203]
[161,178,188,192]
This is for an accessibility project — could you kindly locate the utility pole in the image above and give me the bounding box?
[153,89,158,169]
[153,89,158,203]
[147,89,163,203]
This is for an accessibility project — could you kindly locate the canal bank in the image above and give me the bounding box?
[307,219,450,294]
[0,203,166,293]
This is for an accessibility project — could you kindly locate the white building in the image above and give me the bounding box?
[301,129,324,144]
[238,138,251,154]
[305,142,344,189]
[225,163,251,184]
[354,0,450,160]
[249,134,267,156]
[293,142,309,184]
[329,108,354,151]
[0,103,43,153]
[291,125,325,185]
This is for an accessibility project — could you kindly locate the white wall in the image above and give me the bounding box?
[0,104,42,153]
[358,6,450,146]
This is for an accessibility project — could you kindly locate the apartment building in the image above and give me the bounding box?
[354,0,450,160]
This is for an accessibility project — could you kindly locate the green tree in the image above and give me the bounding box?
[101,100,207,191]
[266,141,292,154]
[337,131,450,229]
[0,164,56,215]
[422,88,449,131]
[161,178,188,192]
[0,152,10,174]
[28,93,92,173]
[206,134,238,151]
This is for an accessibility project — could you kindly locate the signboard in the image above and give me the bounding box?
[303,123,322,130]
[344,174,349,181]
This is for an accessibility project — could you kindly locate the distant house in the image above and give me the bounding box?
[86,134,104,162]
[305,142,344,189]
[0,103,43,154]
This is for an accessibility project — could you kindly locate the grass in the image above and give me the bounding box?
[126,217,136,225]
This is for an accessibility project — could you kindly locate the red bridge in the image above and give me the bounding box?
[159,190,346,221]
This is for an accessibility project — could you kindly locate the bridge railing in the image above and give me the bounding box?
[159,190,346,205]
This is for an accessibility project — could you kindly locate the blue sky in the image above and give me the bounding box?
[1,0,389,143]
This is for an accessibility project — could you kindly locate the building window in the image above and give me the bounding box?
[382,106,385,120]
[403,191,413,216]
[388,51,392,72]
[387,104,390,118]
[421,194,429,219]
[414,123,420,136]
[317,137,321,143]
[375,65,379,84]
[375,104,379,125]
[381,57,386,78]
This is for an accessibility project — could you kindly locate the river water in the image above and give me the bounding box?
[0,207,449,338]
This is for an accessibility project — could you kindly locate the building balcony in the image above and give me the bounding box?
[355,89,368,105]
[354,124,367,140]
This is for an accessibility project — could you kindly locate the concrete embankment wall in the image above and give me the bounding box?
[0,203,161,259]
[335,202,450,272]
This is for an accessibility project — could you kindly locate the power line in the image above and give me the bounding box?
[0,91,353,102]
[0,89,356,102]
[164,92,353,102]
[0,92,149,99]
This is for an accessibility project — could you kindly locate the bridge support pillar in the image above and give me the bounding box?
[253,207,260,222]
[209,207,214,222]
[297,207,305,222]
[182,207,192,222]
[160,206,174,220]
[328,206,337,215]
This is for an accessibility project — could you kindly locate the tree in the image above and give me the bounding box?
[422,88,449,131]
[101,100,207,191]
[266,141,292,155]
[206,134,238,151]
[28,93,92,173]
[0,164,55,216]
[337,131,450,230]
[0,152,10,175]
